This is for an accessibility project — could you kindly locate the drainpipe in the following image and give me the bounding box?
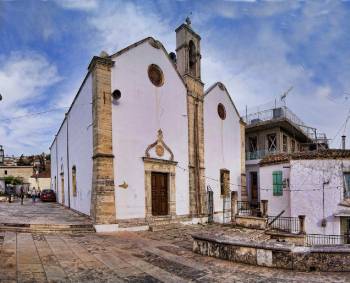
[66,113,71,208]
[342,135,346,150]
[55,136,59,197]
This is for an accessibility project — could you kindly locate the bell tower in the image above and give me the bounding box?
[176,18,207,218]
[175,17,201,79]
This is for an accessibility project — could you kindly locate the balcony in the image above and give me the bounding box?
[246,149,280,161]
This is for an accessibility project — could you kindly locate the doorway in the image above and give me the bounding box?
[151,172,169,216]
[250,172,258,205]
[61,174,65,205]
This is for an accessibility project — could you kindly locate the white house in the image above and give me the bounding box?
[259,150,350,236]
[50,20,244,231]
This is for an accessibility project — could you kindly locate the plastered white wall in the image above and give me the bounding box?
[111,41,189,219]
[289,159,350,235]
[204,84,242,223]
[50,74,93,215]
[259,163,291,217]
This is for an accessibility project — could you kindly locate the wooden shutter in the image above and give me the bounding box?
[273,171,283,196]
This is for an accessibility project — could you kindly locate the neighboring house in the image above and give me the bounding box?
[50,19,244,231]
[243,104,327,208]
[259,150,350,236]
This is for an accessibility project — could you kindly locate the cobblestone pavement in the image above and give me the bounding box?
[0,199,91,225]
[1,224,350,282]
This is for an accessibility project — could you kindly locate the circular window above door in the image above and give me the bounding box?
[148,64,164,87]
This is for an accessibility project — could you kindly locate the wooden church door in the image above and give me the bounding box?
[151,173,169,216]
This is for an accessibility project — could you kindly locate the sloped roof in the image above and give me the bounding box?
[204,82,244,124]
[260,149,350,166]
[50,37,186,149]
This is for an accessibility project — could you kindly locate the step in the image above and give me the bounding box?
[149,223,182,232]
[0,223,95,234]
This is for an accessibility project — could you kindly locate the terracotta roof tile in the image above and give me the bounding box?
[259,149,350,166]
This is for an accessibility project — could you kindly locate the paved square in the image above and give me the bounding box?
[0,225,350,282]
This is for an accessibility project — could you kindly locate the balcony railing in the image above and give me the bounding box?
[243,106,323,142]
[246,149,280,160]
[237,201,261,217]
[306,234,350,246]
[267,216,300,234]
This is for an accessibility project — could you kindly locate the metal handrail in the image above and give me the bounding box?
[267,210,285,226]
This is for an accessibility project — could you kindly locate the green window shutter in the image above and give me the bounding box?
[273,171,283,196]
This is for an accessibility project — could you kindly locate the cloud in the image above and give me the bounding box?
[88,2,175,53]
[0,51,62,155]
[54,0,99,11]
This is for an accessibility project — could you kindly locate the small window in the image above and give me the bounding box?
[273,171,283,196]
[217,103,226,120]
[148,64,164,87]
[267,134,277,152]
[282,134,288,152]
[220,169,230,196]
[72,166,77,197]
[248,136,258,152]
[344,173,350,199]
[291,139,296,153]
[4,170,7,175]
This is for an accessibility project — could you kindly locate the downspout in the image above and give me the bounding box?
[55,136,59,197]
[66,114,71,208]
[194,99,202,215]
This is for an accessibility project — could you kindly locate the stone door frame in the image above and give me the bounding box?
[143,157,177,220]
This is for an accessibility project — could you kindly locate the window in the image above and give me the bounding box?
[344,173,350,199]
[4,170,7,175]
[248,136,258,152]
[282,135,288,152]
[217,103,226,120]
[220,169,230,196]
[189,40,196,74]
[267,134,277,152]
[72,166,77,197]
[291,139,296,153]
[148,64,164,87]
[273,171,283,196]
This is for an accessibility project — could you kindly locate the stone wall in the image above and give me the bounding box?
[235,216,267,230]
[192,233,350,272]
[89,56,117,225]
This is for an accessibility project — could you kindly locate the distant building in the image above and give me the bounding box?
[259,150,350,236]
[243,104,327,208]
[0,147,51,192]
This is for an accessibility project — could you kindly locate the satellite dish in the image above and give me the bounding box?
[112,89,121,101]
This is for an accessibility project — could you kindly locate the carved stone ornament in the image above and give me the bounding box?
[145,129,174,161]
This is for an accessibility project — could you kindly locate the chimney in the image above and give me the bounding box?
[342,135,346,150]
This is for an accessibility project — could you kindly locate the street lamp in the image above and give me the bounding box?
[0,145,4,165]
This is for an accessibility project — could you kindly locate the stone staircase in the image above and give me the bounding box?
[148,216,185,232]
[0,223,95,234]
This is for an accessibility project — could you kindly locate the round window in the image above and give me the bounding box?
[217,103,226,120]
[148,64,164,87]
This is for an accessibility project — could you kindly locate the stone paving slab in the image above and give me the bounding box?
[0,224,350,282]
[0,199,91,225]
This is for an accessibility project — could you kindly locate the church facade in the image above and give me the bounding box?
[50,21,245,231]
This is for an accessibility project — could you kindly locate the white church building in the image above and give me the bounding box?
[50,20,245,232]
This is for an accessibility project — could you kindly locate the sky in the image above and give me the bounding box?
[0,0,350,156]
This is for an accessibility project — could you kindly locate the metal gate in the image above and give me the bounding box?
[223,194,231,224]
[207,186,214,223]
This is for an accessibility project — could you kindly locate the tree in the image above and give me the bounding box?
[3,176,23,185]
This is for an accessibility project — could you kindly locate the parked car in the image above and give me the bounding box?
[40,189,56,202]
